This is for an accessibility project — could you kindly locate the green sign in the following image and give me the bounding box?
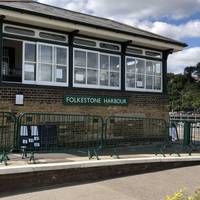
[64,95,128,106]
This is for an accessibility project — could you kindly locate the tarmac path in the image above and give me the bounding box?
[1,165,200,200]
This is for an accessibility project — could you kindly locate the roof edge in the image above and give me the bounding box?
[0,4,188,48]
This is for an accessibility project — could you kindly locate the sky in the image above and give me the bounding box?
[38,0,200,74]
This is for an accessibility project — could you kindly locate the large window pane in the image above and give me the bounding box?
[87,69,98,85]
[24,63,35,81]
[146,75,153,89]
[136,74,145,88]
[154,76,161,90]
[110,56,120,71]
[136,59,145,74]
[100,70,109,86]
[38,45,52,63]
[110,72,119,87]
[155,62,161,76]
[100,55,109,70]
[39,64,52,82]
[56,66,67,83]
[126,74,135,88]
[74,50,86,67]
[146,61,154,75]
[74,68,86,84]
[126,58,135,73]
[87,52,98,69]
[25,43,36,62]
[56,47,67,65]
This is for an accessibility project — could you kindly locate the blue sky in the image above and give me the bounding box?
[38,0,200,74]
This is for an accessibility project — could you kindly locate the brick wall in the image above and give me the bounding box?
[0,85,169,120]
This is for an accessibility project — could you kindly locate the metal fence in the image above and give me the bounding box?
[0,112,16,150]
[169,117,200,150]
[0,113,188,164]
[16,113,103,158]
[170,114,200,122]
[169,120,184,143]
[190,122,200,146]
[0,112,16,164]
[105,116,168,149]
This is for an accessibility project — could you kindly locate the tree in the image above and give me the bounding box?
[168,62,200,112]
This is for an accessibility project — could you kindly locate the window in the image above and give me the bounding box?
[4,26,35,37]
[39,32,67,42]
[125,56,162,92]
[24,43,36,81]
[23,42,68,86]
[99,43,120,51]
[4,24,68,43]
[145,51,162,58]
[73,37,121,52]
[73,38,97,47]
[126,46,162,59]
[2,39,23,82]
[38,44,53,82]
[73,49,121,89]
[126,47,143,55]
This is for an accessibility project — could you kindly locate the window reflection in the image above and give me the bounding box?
[74,49,120,89]
[126,57,162,91]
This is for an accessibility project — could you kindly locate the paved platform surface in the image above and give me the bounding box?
[1,165,200,200]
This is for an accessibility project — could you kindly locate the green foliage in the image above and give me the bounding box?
[165,188,200,200]
[168,63,200,112]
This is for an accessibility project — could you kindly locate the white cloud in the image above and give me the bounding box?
[87,0,200,21]
[38,0,89,12]
[38,0,200,21]
[168,47,200,74]
[37,0,200,74]
[38,0,200,40]
[137,20,200,40]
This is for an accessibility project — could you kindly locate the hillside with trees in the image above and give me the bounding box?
[168,63,200,112]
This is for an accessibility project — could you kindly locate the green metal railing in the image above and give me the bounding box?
[0,112,16,165]
[16,113,103,161]
[169,118,200,154]
[0,111,178,164]
[104,116,168,156]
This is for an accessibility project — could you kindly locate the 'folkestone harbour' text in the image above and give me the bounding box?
[64,95,128,106]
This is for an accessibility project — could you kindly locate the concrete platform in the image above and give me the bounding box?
[1,165,200,200]
[0,154,200,194]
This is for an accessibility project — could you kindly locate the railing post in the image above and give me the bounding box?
[183,121,191,146]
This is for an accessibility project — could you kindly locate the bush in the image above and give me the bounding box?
[165,189,200,200]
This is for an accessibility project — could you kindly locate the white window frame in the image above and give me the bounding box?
[73,37,121,52]
[125,56,163,93]
[23,41,69,87]
[3,24,68,43]
[73,48,121,90]
[126,46,162,59]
